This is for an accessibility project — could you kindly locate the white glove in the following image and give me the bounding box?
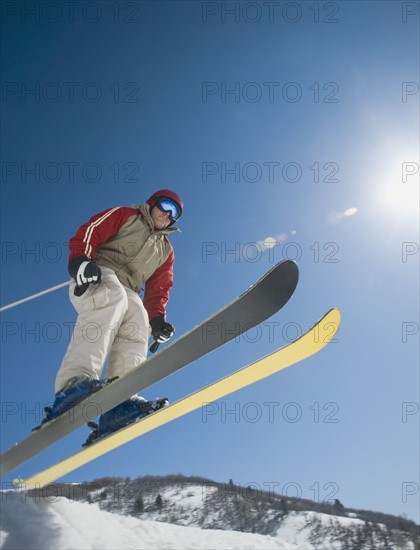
[75,261,102,286]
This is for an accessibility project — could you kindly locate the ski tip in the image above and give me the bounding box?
[323,306,340,318]
[320,308,341,339]
[275,258,299,274]
[328,307,341,319]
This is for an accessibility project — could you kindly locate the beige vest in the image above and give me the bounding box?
[95,204,178,293]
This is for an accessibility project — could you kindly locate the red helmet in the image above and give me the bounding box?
[147,189,183,223]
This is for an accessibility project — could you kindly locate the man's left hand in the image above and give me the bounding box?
[150,316,175,344]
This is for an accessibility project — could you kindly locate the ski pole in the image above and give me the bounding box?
[0,281,71,313]
[149,340,160,354]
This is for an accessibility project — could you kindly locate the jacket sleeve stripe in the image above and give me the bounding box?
[83,206,121,257]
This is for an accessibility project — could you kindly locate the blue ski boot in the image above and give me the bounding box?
[34,376,118,430]
[83,396,169,446]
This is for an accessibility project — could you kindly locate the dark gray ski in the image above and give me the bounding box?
[0,260,298,476]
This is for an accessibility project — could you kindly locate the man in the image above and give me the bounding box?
[43,189,183,440]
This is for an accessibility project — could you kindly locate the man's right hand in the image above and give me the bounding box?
[75,261,102,286]
[68,256,102,287]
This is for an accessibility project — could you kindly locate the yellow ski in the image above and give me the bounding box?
[17,308,340,489]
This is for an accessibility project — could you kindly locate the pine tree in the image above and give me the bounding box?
[281,498,288,514]
[133,495,144,514]
[333,498,345,515]
[155,494,163,510]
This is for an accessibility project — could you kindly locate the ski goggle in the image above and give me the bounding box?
[155,198,182,221]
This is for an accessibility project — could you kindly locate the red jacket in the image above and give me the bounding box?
[69,204,177,320]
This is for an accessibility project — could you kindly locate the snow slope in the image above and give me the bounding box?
[1,490,415,550]
[0,493,297,550]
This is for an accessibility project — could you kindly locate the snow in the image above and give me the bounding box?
[162,485,204,509]
[275,511,365,549]
[0,493,297,550]
[1,489,415,550]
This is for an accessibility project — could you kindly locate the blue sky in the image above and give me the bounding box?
[1,0,419,523]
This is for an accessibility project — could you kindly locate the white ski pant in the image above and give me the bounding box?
[55,267,150,393]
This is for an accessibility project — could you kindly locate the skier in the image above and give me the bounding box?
[41,190,183,440]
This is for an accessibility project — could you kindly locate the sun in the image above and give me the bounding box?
[379,166,419,218]
[359,129,419,222]
[370,139,419,220]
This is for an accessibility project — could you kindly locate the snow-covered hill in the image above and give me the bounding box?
[3,493,415,550]
[1,475,418,550]
[1,493,293,550]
